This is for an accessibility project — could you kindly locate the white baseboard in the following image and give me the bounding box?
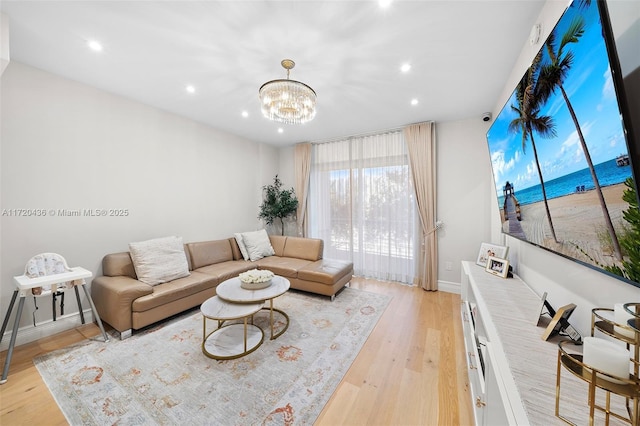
[438,279,461,294]
[1,309,95,352]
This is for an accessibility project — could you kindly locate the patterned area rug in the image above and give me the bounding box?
[35,287,390,425]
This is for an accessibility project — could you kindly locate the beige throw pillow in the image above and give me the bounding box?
[129,236,190,285]
[241,229,275,261]
[234,233,250,261]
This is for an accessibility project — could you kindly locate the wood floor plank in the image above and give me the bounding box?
[314,381,361,425]
[0,324,100,425]
[1,278,473,425]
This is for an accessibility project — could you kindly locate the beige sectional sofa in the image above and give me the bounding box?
[91,235,353,339]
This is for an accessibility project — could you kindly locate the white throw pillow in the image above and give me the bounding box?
[129,236,190,285]
[241,229,275,261]
[234,233,250,261]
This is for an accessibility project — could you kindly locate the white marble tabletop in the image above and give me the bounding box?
[216,276,290,303]
[200,295,263,320]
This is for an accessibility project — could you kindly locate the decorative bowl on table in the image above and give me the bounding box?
[239,269,274,290]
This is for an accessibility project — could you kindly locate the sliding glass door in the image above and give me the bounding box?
[308,131,418,284]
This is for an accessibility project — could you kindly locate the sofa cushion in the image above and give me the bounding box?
[242,229,275,261]
[128,236,190,285]
[187,239,233,270]
[194,260,254,282]
[283,237,323,261]
[229,238,243,260]
[268,235,287,257]
[298,259,353,285]
[256,256,313,278]
[131,271,216,312]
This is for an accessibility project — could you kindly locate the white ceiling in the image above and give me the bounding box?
[1,0,547,147]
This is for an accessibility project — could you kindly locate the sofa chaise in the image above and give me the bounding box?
[91,234,353,339]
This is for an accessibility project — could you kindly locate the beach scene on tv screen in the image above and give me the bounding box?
[486,0,637,284]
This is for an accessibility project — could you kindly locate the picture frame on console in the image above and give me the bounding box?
[534,291,557,325]
[541,303,581,343]
[476,242,509,267]
[485,256,510,278]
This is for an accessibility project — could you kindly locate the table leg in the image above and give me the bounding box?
[74,286,85,324]
[1,296,26,384]
[589,371,596,426]
[80,284,109,342]
[244,317,248,352]
[0,290,19,345]
[555,349,562,418]
[270,299,274,338]
[264,299,289,340]
[52,292,56,321]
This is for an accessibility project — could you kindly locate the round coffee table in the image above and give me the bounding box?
[216,275,290,340]
[200,295,264,360]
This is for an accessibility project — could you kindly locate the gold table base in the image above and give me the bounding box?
[556,340,640,426]
[202,316,264,360]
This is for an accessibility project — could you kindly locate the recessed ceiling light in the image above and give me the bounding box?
[278,128,284,134]
[185,85,196,94]
[87,40,103,52]
[411,98,419,106]
[379,0,393,9]
[241,111,249,118]
[400,63,411,73]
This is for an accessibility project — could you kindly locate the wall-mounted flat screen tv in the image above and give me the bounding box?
[486,0,640,287]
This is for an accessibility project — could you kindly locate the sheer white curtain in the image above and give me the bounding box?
[308,131,418,284]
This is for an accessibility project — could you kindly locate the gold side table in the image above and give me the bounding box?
[216,276,290,340]
[556,340,640,425]
[200,296,264,360]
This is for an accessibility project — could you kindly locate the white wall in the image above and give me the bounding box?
[1,62,278,345]
[0,14,7,351]
[435,119,494,289]
[0,14,8,75]
[489,0,640,335]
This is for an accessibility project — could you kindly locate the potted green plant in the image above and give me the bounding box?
[258,175,298,236]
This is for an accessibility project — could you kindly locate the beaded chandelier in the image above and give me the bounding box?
[259,59,317,124]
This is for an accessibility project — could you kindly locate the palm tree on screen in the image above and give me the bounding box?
[537,16,622,261]
[509,51,559,243]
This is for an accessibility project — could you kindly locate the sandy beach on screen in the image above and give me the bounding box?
[504,183,630,267]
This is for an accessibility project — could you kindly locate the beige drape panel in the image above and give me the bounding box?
[294,143,312,237]
[404,122,438,291]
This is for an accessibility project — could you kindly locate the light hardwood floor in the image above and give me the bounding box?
[0,277,474,425]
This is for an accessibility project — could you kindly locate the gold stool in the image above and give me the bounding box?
[556,340,640,425]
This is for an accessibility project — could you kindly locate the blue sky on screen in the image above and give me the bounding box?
[486,0,629,193]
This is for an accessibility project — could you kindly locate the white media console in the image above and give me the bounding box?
[460,260,623,425]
